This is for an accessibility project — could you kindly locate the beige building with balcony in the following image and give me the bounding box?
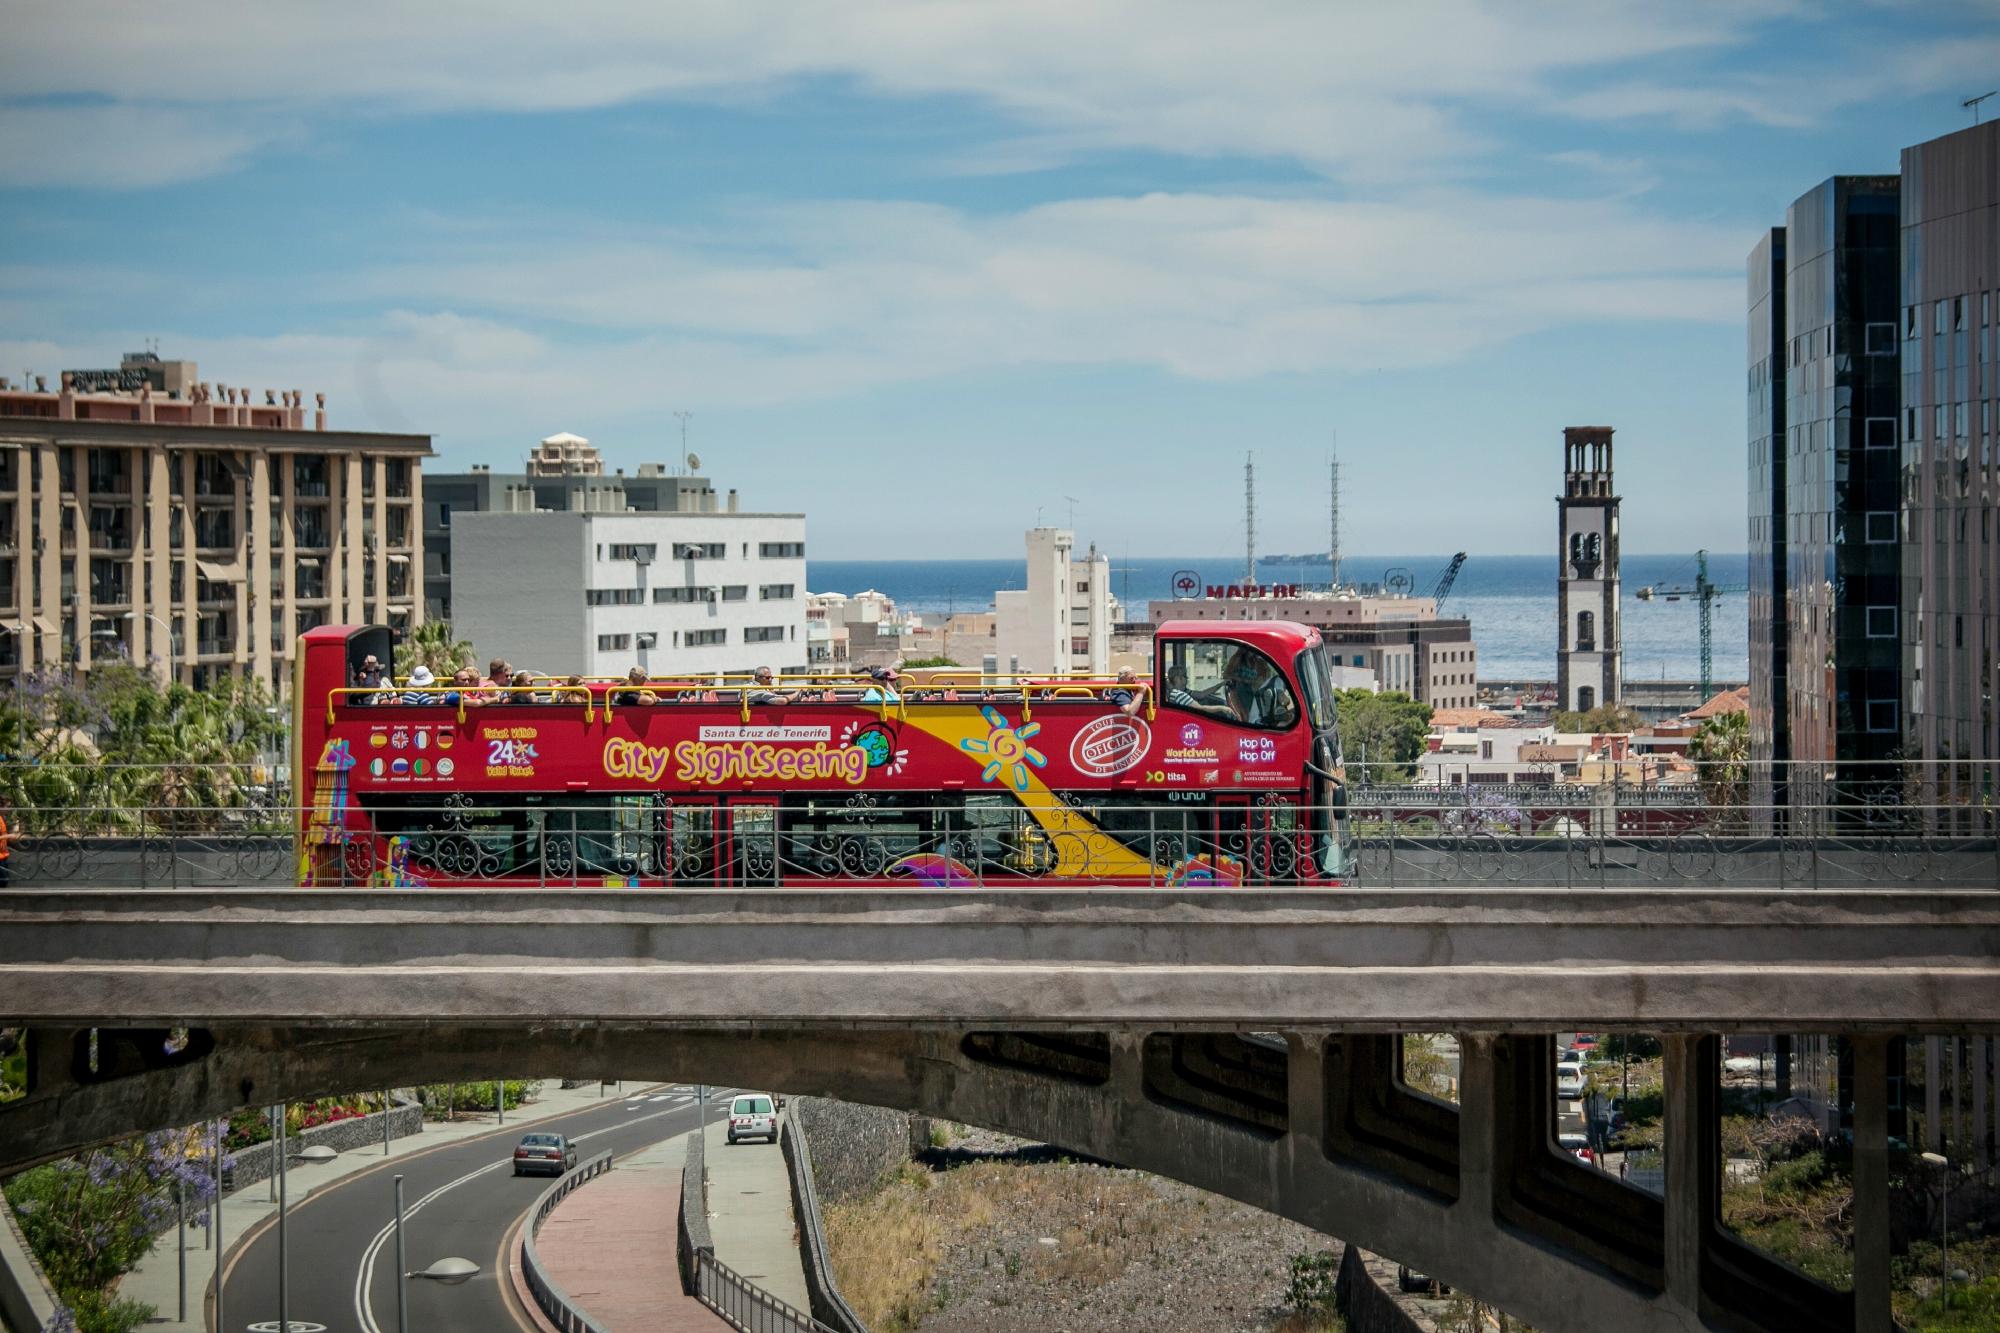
[0,353,432,694]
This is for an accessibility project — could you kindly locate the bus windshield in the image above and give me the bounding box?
[1296,643,1338,734]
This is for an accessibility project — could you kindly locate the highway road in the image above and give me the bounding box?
[218,1085,725,1333]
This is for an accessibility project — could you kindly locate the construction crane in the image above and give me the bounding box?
[1429,552,1468,613]
[1634,549,1746,701]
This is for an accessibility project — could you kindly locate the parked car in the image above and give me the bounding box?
[1556,1061,1587,1100]
[512,1132,577,1177]
[1571,1032,1599,1052]
[1397,1265,1451,1295]
[727,1093,779,1145]
[1558,1131,1595,1164]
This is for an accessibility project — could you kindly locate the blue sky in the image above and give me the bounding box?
[3,2,1995,558]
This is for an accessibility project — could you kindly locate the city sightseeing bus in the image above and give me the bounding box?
[290,620,1348,888]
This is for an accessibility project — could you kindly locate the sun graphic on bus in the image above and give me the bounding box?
[959,706,1046,792]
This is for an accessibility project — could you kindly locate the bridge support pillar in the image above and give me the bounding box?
[1850,1034,1891,1332]
[1454,1033,1500,1226]
[1662,1034,1713,1314]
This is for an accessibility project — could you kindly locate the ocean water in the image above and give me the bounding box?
[806,553,1750,683]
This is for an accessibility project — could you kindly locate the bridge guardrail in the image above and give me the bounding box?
[779,1110,868,1333]
[679,1113,838,1333]
[520,1149,614,1333]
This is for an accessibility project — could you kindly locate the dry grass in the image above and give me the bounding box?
[823,1158,1214,1330]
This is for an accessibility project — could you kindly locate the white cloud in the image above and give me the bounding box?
[0,104,283,188]
[0,0,1812,186]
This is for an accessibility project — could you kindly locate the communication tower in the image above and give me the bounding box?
[1328,438,1342,591]
[1244,451,1257,584]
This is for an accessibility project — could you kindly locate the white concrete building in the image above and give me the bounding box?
[993,527,1113,675]
[452,509,807,678]
[1417,722,1571,787]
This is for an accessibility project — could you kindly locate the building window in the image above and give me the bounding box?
[597,633,632,652]
[1864,417,1895,449]
[1863,322,1896,356]
[759,542,805,558]
[1864,512,1897,544]
[759,584,794,601]
[720,585,747,602]
[585,588,644,606]
[607,543,657,561]
[1866,699,1897,733]
[687,628,726,647]
[1866,606,1895,639]
[675,542,726,560]
[1576,610,1595,651]
[655,586,714,604]
[744,625,786,644]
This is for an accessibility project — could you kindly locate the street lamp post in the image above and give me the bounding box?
[392,1173,480,1333]
[1920,1150,1950,1299]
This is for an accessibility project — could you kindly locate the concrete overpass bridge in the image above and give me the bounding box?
[3,885,1997,1333]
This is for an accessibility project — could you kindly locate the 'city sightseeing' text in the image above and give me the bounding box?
[603,737,868,786]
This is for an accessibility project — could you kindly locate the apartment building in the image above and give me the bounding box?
[0,352,430,693]
[450,508,808,679]
[993,527,1114,675]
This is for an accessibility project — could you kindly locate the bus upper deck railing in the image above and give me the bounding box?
[323,670,1155,725]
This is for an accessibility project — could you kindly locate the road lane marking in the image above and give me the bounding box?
[352,1104,691,1333]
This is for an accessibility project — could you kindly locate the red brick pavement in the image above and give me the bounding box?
[513,1161,725,1332]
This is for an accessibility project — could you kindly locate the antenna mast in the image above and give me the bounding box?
[1328,434,1342,592]
[673,410,692,474]
[1244,452,1257,584]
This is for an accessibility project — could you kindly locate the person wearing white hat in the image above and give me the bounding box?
[399,664,441,705]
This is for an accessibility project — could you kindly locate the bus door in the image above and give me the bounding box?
[661,797,721,888]
[1215,795,1302,885]
[729,799,781,887]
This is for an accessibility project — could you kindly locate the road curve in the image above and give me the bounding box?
[218,1086,722,1333]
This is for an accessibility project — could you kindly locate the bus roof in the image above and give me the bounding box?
[1156,620,1320,655]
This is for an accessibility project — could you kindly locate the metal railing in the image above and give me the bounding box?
[691,1250,838,1333]
[778,1111,868,1333]
[519,1149,614,1333]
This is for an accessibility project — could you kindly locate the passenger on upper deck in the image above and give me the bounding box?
[507,670,539,704]
[452,666,488,705]
[747,666,798,705]
[352,654,387,704]
[860,664,902,703]
[610,665,658,706]
[1105,668,1150,718]
[555,674,590,704]
[485,659,512,695]
[399,665,443,705]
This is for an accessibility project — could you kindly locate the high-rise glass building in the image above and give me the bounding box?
[1899,119,1999,787]
[1747,227,1788,809]
[1747,176,1903,809]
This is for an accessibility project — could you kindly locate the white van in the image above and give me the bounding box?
[728,1093,779,1144]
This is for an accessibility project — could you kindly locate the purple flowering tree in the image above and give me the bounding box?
[3,1127,228,1333]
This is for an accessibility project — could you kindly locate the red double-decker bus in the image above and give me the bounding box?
[290,620,1348,888]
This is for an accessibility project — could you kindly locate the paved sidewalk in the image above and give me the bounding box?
[114,1080,647,1330]
[520,1134,725,1332]
[703,1116,812,1312]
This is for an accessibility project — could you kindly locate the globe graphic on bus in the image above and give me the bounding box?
[849,724,895,769]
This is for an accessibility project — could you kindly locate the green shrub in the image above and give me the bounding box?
[1286,1249,1340,1314]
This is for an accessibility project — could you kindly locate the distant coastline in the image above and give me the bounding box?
[806,552,1751,683]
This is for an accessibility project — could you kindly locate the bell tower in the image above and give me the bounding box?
[1557,426,1621,713]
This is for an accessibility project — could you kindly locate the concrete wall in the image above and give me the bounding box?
[452,511,589,677]
[0,1201,59,1333]
[1338,1245,1430,1333]
[791,1096,919,1202]
[212,1095,422,1199]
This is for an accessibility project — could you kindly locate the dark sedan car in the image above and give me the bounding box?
[512,1132,578,1177]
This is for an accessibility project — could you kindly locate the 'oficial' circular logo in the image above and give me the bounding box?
[1069,715,1150,777]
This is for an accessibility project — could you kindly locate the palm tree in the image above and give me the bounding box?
[1688,710,1749,812]
[395,621,474,678]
